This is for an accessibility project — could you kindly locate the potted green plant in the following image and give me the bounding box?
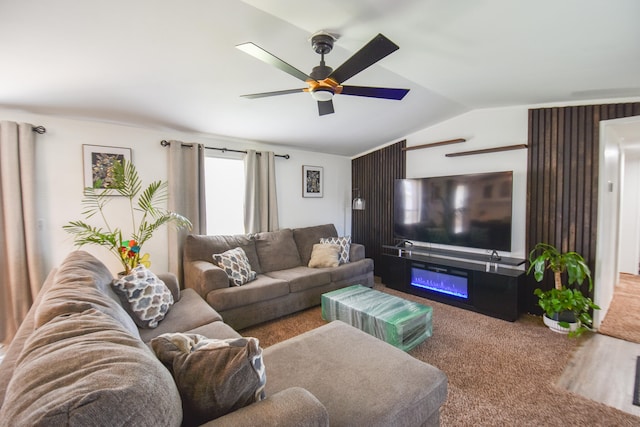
[64,159,192,274]
[527,243,600,337]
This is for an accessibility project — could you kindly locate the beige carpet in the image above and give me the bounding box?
[240,284,639,426]
[599,273,640,344]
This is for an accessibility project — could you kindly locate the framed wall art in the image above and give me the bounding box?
[82,144,132,189]
[302,165,323,198]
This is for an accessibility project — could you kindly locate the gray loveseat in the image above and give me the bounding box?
[0,251,448,426]
[183,224,374,329]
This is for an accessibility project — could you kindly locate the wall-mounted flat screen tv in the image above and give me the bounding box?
[394,171,513,252]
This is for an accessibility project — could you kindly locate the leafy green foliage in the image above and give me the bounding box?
[527,242,592,290]
[533,287,600,337]
[63,159,192,273]
[527,242,599,338]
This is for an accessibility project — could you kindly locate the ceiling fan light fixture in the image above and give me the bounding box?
[311,88,334,101]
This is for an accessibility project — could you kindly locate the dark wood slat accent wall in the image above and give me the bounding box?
[352,140,406,275]
[525,102,640,312]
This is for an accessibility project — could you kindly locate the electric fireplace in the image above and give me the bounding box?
[410,266,469,300]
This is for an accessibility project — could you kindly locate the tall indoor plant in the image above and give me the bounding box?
[64,159,192,274]
[527,242,599,337]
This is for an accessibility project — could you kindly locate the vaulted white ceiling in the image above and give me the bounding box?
[1,0,638,156]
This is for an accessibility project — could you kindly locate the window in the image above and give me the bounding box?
[205,155,245,235]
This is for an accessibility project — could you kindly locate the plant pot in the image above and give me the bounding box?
[543,313,580,334]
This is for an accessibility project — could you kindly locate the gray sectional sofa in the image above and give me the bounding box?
[0,250,448,426]
[183,224,374,329]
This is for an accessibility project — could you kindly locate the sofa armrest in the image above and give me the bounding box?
[156,272,180,302]
[349,243,366,262]
[201,387,328,427]
[183,260,230,298]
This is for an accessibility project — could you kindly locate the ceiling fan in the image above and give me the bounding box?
[236,32,409,116]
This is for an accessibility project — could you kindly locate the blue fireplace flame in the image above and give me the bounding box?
[410,267,469,299]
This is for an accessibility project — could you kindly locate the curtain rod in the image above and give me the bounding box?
[160,140,289,159]
[32,126,46,134]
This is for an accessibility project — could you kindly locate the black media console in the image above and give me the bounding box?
[381,245,526,322]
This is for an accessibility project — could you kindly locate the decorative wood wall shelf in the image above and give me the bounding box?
[403,138,466,152]
[445,144,528,157]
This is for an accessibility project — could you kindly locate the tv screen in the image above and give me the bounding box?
[394,171,513,252]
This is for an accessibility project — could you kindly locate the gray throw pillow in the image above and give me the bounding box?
[151,333,266,426]
[320,236,351,264]
[111,265,174,328]
[212,247,257,286]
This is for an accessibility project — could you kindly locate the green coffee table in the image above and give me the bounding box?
[321,285,432,351]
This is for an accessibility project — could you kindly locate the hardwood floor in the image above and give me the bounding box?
[556,333,640,417]
[556,275,640,416]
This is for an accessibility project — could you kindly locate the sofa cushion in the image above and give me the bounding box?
[265,266,333,294]
[0,268,58,409]
[292,224,338,266]
[151,334,266,426]
[112,265,174,329]
[206,275,289,312]
[254,229,302,272]
[307,243,340,268]
[185,319,242,340]
[34,250,140,338]
[328,258,375,283]
[0,308,182,427]
[184,234,262,274]
[138,288,224,343]
[263,321,448,427]
[205,387,329,427]
[212,247,257,286]
[320,236,351,264]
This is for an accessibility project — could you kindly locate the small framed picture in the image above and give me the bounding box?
[302,165,323,198]
[82,144,132,189]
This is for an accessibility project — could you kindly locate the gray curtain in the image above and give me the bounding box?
[167,140,206,286]
[244,150,279,233]
[0,121,44,345]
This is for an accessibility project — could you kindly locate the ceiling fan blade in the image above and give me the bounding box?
[340,85,409,100]
[328,34,399,84]
[241,88,306,99]
[236,42,311,82]
[318,100,334,116]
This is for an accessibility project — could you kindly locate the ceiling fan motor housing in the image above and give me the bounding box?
[310,32,337,98]
[311,33,334,55]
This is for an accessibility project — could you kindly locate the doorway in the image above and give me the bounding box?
[595,115,640,327]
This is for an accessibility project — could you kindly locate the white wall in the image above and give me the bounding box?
[594,125,622,326]
[277,152,352,236]
[396,106,530,259]
[0,108,352,276]
[619,152,640,274]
